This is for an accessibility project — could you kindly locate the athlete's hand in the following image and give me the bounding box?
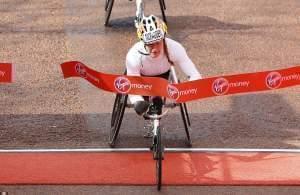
[134,100,150,115]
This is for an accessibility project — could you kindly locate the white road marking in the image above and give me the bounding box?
[1,147,300,153]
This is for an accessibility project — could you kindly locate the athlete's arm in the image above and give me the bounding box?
[168,39,202,81]
[125,48,145,104]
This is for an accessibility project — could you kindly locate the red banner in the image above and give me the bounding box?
[60,61,300,103]
[0,63,13,83]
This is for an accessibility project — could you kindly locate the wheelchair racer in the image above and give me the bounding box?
[126,15,202,117]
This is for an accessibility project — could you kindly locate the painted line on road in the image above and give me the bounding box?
[1,147,300,153]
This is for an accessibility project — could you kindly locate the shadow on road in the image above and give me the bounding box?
[0,93,299,149]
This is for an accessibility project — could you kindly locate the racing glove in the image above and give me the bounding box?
[148,97,163,115]
[134,100,150,115]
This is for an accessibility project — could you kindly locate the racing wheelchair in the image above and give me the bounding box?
[104,0,167,27]
[109,67,192,190]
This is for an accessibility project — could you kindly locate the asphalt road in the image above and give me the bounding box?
[0,0,300,194]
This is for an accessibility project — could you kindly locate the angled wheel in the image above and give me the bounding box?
[182,103,191,126]
[105,0,109,11]
[179,102,192,147]
[173,78,192,146]
[104,0,115,26]
[159,0,167,23]
[109,93,128,147]
[161,0,166,10]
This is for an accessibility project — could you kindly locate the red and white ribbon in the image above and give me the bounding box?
[61,61,300,103]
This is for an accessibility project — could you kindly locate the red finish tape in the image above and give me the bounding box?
[61,61,300,103]
[0,63,13,83]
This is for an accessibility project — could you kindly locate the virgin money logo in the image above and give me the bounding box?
[212,77,229,95]
[266,72,282,89]
[167,84,180,100]
[114,77,131,93]
[75,63,87,78]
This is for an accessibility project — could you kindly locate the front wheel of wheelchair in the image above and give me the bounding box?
[179,103,192,147]
[153,127,163,191]
[109,93,127,147]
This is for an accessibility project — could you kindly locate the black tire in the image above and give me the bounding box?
[161,0,166,10]
[183,103,191,126]
[179,103,192,147]
[105,0,109,11]
[104,0,114,26]
[159,0,167,23]
[111,93,121,127]
[109,93,127,147]
[155,128,162,191]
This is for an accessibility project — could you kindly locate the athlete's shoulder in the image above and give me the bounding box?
[164,37,187,61]
[126,41,143,68]
[127,41,142,54]
[165,37,184,49]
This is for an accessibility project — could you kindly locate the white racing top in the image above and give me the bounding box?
[125,37,202,103]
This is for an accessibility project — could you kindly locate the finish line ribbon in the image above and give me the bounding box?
[0,63,13,83]
[61,61,300,103]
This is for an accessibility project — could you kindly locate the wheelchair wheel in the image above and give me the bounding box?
[153,127,163,191]
[159,0,167,23]
[111,93,121,127]
[105,0,109,11]
[183,103,191,126]
[179,103,192,146]
[104,0,114,26]
[161,0,166,10]
[109,93,127,147]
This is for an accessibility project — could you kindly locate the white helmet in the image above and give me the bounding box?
[136,15,168,44]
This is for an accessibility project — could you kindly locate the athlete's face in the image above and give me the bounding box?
[145,40,164,58]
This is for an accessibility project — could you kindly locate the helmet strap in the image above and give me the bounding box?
[137,44,150,55]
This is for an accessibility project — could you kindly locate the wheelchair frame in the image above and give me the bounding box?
[109,67,192,148]
[109,67,193,190]
[104,0,167,26]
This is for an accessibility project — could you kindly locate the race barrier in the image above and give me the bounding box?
[0,63,13,83]
[60,61,300,103]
